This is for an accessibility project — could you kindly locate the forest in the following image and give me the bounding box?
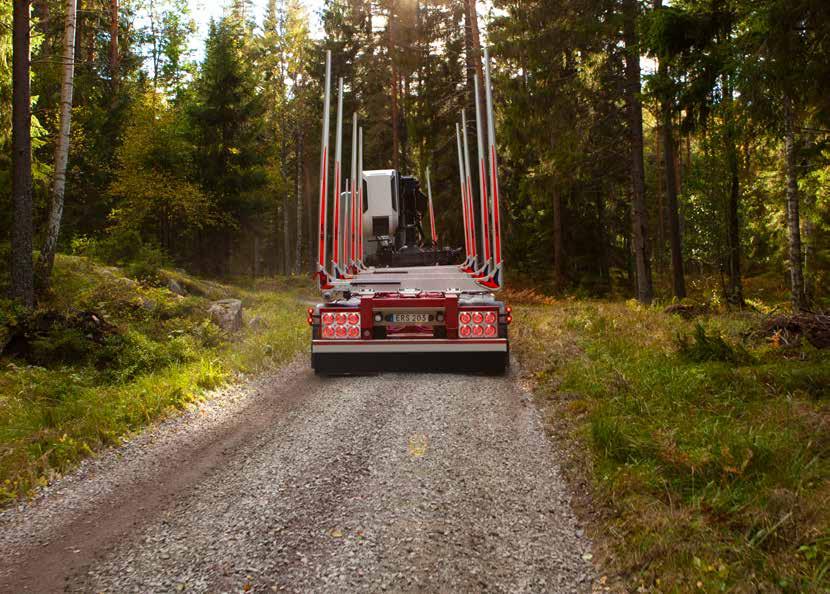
[1,0,830,590]
[2,0,827,308]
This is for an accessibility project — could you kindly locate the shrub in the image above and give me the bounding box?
[677,323,753,365]
[90,228,168,283]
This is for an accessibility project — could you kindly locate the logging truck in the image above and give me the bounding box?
[307,49,510,375]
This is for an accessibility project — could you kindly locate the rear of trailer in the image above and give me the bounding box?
[308,49,509,375]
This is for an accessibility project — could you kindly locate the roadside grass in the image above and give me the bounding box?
[510,293,830,591]
[0,255,311,504]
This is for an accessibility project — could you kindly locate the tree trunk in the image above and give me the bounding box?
[597,191,609,287]
[722,76,744,307]
[109,0,119,91]
[11,0,34,308]
[74,0,84,65]
[661,97,686,299]
[622,0,653,304]
[655,122,665,274]
[304,146,314,272]
[295,129,304,275]
[36,0,77,293]
[784,101,808,312]
[552,189,564,288]
[388,1,399,171]
[465,0,487,149]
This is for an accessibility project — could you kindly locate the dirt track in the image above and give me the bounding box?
[0,357,595,593]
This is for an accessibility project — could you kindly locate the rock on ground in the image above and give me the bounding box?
[0,359,597,593]
[167,278,187,297]
[208,298,243,332]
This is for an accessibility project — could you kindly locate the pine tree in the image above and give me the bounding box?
[190,15,267,274]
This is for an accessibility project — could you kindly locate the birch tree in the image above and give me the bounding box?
[37,0,77,291]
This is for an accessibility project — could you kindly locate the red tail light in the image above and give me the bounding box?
[320,310,362,341]
[457,309,500,340]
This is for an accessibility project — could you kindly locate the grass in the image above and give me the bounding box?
[0,255,312,504]
[509,290,830,592]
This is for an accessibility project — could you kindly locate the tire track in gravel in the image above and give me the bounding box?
[0,363,597,593]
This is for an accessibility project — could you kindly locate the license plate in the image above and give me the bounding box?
[391,313,431,324]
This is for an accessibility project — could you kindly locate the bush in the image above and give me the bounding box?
[100,330,196,383]
[85,228,168,283]
[677,323,753,365]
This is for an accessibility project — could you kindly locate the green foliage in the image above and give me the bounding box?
[513,297,830,590]
[79,227,169,282]
[108,90,214,263]
[0,255,311,504]
[676,323,753,365]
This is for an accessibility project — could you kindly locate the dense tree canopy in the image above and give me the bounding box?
[1,0,828,309]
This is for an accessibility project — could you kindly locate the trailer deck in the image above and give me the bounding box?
[347,265,489,293]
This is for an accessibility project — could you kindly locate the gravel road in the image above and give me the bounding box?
[0,357,596,593]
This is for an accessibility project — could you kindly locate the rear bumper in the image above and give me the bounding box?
[311,339,509,374]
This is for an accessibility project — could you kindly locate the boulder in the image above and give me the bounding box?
[209,299,244,332]
[247,315,268,330]
[167,278,187,296]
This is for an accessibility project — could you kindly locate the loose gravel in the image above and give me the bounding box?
[0,359,596,593]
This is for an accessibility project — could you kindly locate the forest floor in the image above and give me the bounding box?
[508,279,830,592]
[1,257,828,592]
[0,255,311,505]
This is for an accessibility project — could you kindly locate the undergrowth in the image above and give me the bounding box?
[512,296,830,592]
[0,255,311,504]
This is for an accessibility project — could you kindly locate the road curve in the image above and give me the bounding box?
[0,358,596,593]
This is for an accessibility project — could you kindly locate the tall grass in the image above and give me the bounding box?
[0,256,310,503]
[513,300,830,591]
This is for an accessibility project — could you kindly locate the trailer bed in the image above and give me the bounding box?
[348,265,490,293]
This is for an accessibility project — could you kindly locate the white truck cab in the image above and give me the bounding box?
[362,170,400,259]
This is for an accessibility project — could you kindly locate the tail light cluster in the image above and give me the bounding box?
[458,310,499,339]
[321,310,362,340]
